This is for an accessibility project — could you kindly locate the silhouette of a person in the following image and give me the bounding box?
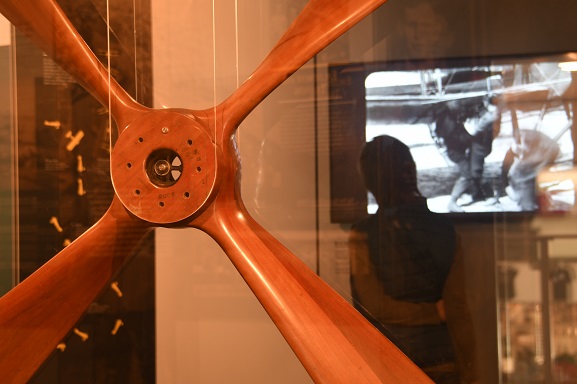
[349,135,478,383]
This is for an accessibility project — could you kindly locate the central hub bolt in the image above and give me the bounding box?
[154,159,171,176]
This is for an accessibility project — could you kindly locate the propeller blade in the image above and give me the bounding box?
[198,207,432,384]
[0,198,152,384]
[0,0,148,127]
[217,0,387,137]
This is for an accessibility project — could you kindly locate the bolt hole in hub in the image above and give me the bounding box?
[111,111,218,224]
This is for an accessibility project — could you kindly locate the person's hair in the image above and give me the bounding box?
[358,135,422,208]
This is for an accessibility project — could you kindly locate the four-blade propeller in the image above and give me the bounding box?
[0,0,433,383]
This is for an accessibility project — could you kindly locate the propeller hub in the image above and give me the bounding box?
[111,110,219,224]
[145,148,182,187]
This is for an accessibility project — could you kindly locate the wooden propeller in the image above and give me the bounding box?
[0,0,433,383]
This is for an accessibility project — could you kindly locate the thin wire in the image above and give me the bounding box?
[106,0,113,154]
[212,0,217,146]
[133,0,138,101]
[313,55,320,276]
[234,0,239,145]
[235,0,239,89]
[10,24,20,285]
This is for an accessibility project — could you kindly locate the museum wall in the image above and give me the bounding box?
[152,1,315,383]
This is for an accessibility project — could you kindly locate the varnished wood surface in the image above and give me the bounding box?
[0,0,148,127]
[110,109,220,224]
[0,198,151,384]
[0,0,434,382]
[197,169,433,383]
[218,0,387,139]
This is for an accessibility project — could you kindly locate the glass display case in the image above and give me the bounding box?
[2,1,155,382]
[3,1,577,383]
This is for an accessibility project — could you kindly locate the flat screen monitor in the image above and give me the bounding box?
[329,53,577,223]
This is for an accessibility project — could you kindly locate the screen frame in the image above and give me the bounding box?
[328,52,577,223]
